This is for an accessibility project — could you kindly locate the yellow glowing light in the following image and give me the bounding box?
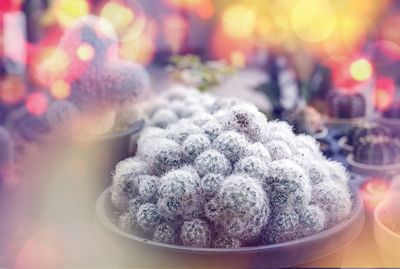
[230,51,246,68]
[54,0,89,28]
[119,15,147,43]
[222,5,256,39]
[76,43,95,61]
[47,49,70,73]
[101,2,133,30]
[119,35,155,65]
[291,0,336,42]
[165,0,202,9]
[51,80,71,99]
[34,48,71,87]
[350,58,372,81]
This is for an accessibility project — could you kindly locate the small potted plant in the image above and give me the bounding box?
[8,16,151,192]
[96,97,364,268]
[346,135,400,176]
[325,88,367,127]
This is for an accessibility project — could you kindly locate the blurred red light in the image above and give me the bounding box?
[360,177,390,213]
[373,77,395,111]
[196,0,214,19]
[25,93,48,116]
[15,240,63,269]
[0,75,26,105]
[0,0,21,12]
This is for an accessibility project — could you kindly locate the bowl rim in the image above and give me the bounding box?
[313,126,329,139]
[338,136,353,152]
[96,185,364,254]
[374,202,400,239]
[380,116,400,125]
[326,116,367,125]
[347,154,400,172]
[40,119,145,144]
[81,119,145,141]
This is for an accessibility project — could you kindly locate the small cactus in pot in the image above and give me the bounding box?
[327,90,366,119]
[38,15,151,137]
[353,136,400,165]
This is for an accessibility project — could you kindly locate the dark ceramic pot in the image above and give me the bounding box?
[347,154,400,177]
[95,185,364,268]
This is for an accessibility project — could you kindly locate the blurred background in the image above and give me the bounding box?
[1,0,400,268]
[1,0,400,115]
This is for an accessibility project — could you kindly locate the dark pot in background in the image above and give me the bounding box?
[95,186,364,268]
[75,119,145,181]
[47,119,144,189]
[346,154,400,177]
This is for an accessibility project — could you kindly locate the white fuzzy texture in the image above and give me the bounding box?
[213,131,248,161]
[111,158,149,211]
[265,140,292,161]
[150,108,178,128]
[111,93,353,248]
[137,138,183,174]
[208,175,269,242]
[264,159,312,213]
[182,134,211,161]
[194,150,232,177]
[311,181,352,225]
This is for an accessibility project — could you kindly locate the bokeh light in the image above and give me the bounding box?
[373,77,395,111]
[76,43,95,62]
[360,177,390,213]
[15,240,63,269]
[222,5,256,39]
[0,75,26,105]
[97,0,146,44]
[230,51,246,68]
[164,0,202,9]
[163,14,188,53]
[100,1,133,30]
[0,0,21,12]
[211,24,252,61]
[291,0,336,43]
[195,0,214,20]
[25,92,48,116]
[350,58,372,81]
[34,48,71,87]
[53,0,90,28]
[50,80,71,100]
[15,227,64,269]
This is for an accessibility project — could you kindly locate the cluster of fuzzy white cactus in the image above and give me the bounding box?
[111,89,353,248]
